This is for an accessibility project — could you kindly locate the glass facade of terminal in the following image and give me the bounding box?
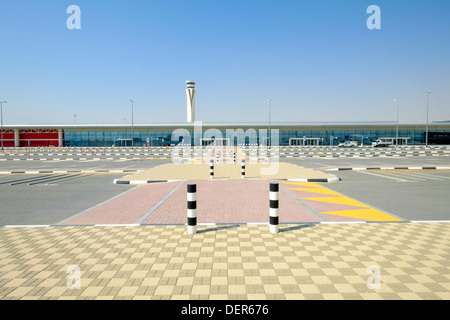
[63,126,450,147]
[64,131,174,147]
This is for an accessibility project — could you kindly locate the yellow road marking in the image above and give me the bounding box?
[301,196,370,208]
[288,187,342,196]
[321,208,402,222]
[281,181,402,222]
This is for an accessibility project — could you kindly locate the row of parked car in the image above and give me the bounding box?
[338,139,393,147]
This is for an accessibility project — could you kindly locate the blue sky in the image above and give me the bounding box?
[0,0,449,125]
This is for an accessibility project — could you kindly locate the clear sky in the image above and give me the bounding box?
[0,0,449,125]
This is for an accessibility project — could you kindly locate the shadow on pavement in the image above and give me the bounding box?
[196,224,241,234]
[279,223,316,233]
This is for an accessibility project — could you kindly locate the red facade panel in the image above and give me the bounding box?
[0,130,15,147]
[0,129,61,147]
[20,130,59,147]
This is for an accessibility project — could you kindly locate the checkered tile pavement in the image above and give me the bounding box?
[1,222,449,300]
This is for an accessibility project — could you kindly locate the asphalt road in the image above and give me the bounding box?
[285,156,450,221]
[323,170,450,222]
[283,156,450,170]
[0,156,449,225]
[0,173,134,225]
[0,159,169,172]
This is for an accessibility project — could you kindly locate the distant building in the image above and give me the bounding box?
[2,82,449,147]
[2,122,450,147]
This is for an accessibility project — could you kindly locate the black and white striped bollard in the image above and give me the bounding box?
[187,183,197,234]
[241,159,245,179]
[269,182,279,234]
[210,159,214,179]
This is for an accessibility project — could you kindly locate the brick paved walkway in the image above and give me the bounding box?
[60,179,401,226]
[59,181,184,225]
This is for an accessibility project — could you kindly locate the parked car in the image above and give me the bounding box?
[372,139,393,147]
[338,141,358,147]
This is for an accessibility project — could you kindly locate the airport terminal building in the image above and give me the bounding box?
[2,121,450,147]
[2,81,449,148]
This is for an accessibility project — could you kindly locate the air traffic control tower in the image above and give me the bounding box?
[186,80,196,122]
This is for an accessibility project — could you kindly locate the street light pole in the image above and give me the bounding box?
[426,90,431,147]
[130,99,134,148]
[0,101,7,151]
[394,99,399,147]
[268,98,272,147]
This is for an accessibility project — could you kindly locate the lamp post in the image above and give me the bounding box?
[0,101,6,151]
[268,98,272,147]
[130,99,134,148]
[425,90,431,147]
[394,99,399,147]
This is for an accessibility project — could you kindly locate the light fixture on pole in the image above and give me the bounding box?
[0,100,7,151]
[425,90,431,147]
[394,99,399,147]
[130,99,134,148]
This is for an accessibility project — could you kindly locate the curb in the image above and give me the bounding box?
[113,177,341,185]
[2,220,449,228]
[0,157,170,161]
[0,169,142,175]
[1,151,449,161]
[280,177,341,183]
[326,166,450,171]
[113,179,176,185]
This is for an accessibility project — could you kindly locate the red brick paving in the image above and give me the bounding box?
[60,180,372,226]
[145,180,320,224]
[61,181,182,225]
